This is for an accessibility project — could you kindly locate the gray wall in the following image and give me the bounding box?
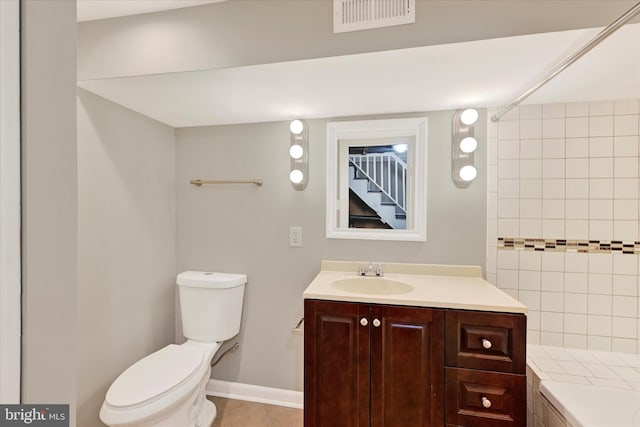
[77,90,177,427]
[175,110,486,391]
[21,1,77,423]
[77,0,637,80]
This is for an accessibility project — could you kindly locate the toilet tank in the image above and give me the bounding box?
[177,271,246,342]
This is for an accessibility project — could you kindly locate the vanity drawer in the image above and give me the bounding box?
[445,367,526,427]
[445,310,526,374]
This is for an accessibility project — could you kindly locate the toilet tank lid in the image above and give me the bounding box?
[177,271,247,288]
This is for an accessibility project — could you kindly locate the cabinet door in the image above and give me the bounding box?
[370,305,444,427]
[304,300,370,427]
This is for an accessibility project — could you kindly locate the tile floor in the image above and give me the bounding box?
[208,396,303,427]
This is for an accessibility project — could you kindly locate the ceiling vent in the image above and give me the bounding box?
[333,0,415,33]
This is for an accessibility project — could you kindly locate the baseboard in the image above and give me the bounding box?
[206,379,303,409]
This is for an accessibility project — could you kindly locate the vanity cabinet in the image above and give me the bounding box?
[304,299,444,427]
[304,300,526,427]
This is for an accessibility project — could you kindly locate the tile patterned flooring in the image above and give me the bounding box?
[208,396,303,427]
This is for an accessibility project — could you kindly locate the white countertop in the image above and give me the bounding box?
[303,261,527,314]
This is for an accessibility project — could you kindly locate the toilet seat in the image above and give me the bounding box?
[105,344,203,408]
[100,341,221,426]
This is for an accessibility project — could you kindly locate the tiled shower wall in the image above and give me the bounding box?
[486,99,640,353]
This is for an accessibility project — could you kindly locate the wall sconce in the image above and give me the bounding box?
[451,108,479,188]
[289,119,309,190]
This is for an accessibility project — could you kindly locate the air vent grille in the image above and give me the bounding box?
[334,0,415,33]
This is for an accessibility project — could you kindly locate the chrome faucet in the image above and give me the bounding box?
[375,264,384,277]
[359,262,384,277]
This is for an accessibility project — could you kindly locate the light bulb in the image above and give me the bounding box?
[289,144,304,159]
[459,137,478,153]
[460,109,479,126]
[393,144,408,153]
[459,165,477,182]
[289,169,304,184]
[289,120,304,135]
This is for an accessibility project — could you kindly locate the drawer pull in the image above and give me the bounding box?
[481,338,492,349]
[481,396,492,408]
[360,318,368,327]
[373,318,381,327]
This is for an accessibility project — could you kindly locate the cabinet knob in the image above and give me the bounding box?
[481,396,492,408]
[360,318,368,326]
[482,338,492,349]
[372,318,381,327]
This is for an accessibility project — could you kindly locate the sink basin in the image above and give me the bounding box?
[331,277,413,295]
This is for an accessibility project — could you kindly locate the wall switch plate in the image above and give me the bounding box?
[289,226,302,247]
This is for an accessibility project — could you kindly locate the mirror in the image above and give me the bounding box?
[326,117,428,241]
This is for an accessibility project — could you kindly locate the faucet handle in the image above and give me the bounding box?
[358,264,366,276]
[375,264,384,277]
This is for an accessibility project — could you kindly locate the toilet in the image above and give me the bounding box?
[100,271,246,427]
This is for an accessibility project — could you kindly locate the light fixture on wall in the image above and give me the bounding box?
[289,119,308,190]
[451,108,479,188]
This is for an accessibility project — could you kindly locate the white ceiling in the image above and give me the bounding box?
[77,0,226,22]
[77,23,640,128]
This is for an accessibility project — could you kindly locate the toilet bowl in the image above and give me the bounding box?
[100,271,246,427]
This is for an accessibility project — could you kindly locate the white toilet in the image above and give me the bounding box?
[100,271,246,427]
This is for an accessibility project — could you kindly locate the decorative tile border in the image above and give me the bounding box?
[498,237,640,254]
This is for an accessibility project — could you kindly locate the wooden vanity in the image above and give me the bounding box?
[303,261,527,427]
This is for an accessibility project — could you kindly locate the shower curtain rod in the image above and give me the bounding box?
[491,1,640,122]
